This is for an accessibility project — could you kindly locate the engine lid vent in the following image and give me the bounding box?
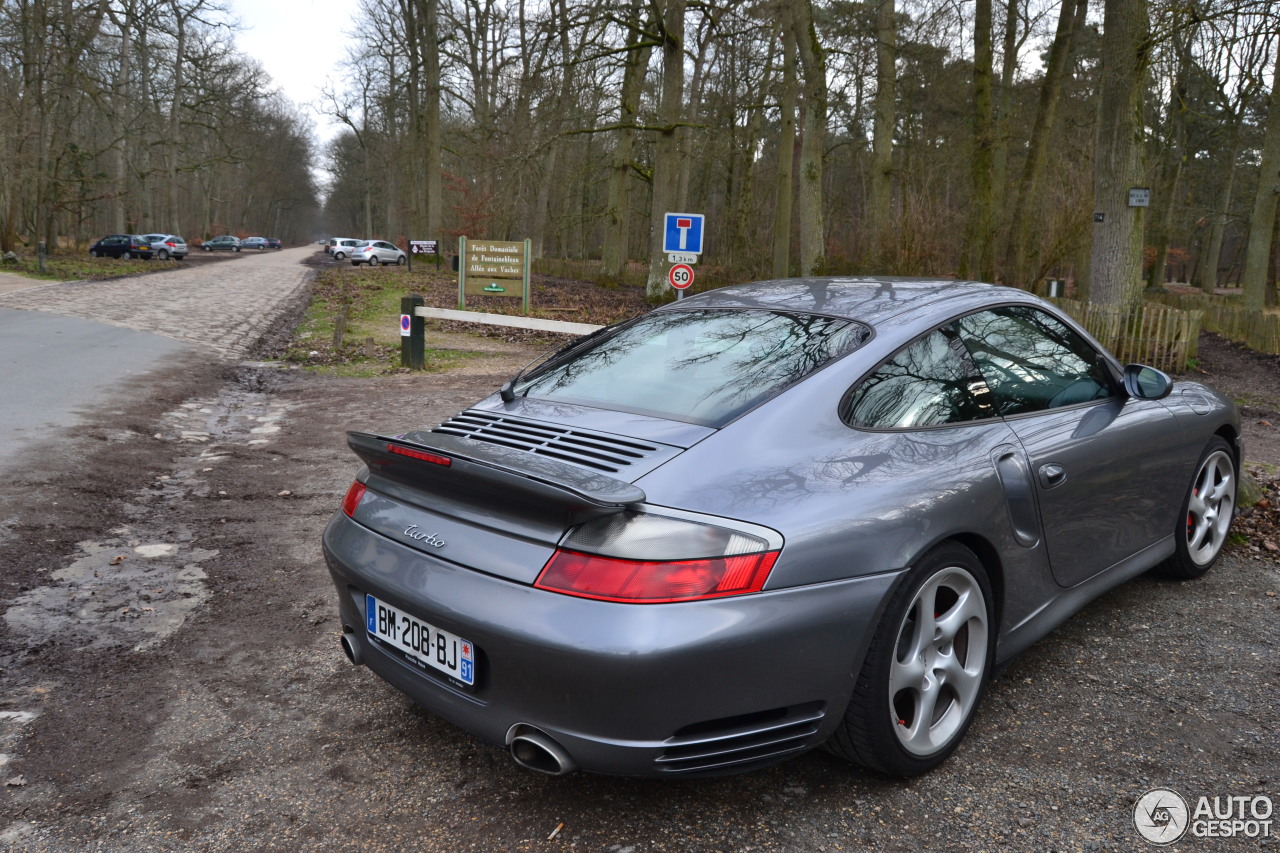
[430,411,672,474]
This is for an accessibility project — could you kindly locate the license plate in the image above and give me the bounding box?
[366,595,475,686]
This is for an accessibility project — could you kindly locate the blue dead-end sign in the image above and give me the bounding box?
[663,213,705,255]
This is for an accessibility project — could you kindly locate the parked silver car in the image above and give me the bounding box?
[201,236,241,252]
[349,240,406,267]
[140,234,188,261]
[328,237,361,260]
[323,277,1240,778]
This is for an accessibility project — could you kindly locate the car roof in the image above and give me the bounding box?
[670,276,1044,330]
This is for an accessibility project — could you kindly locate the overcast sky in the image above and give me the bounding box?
[227,0,352,149]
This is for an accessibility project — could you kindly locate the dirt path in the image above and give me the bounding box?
[0,317,1276,852]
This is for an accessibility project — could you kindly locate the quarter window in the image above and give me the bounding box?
[841,326,993,429]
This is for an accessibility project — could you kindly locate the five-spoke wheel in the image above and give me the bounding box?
[1162,436,1236,578]
[826,541,992,775]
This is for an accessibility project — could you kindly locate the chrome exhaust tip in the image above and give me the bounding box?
[340,628,361,665]
[506,725,577,776]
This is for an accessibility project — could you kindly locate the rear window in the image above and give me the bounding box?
[516,309,870,426]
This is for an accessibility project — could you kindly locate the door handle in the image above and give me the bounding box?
[1038,464,1067,489]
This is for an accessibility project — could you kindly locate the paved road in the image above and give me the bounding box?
[0,250,311,472]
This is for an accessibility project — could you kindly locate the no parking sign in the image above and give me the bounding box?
[400,314,412,337]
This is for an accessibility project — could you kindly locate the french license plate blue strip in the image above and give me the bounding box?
[366,594,475,686]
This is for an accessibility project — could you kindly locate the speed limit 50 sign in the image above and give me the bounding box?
[668,263,695,290]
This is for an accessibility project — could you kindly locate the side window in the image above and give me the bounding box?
[954,306,1114,416]
[841,325,993,429]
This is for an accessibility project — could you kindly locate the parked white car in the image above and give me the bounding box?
[349,240,407,267]
[327,237,361,259]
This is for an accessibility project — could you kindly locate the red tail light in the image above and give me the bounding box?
[341,481,367,517]
[535,549,778,603]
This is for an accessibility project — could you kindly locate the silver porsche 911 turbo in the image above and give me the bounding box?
[322,277,1239,778]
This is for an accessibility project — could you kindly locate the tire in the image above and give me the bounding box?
[122,251,133,260]
[90,250,99,258]
[203,246,211,252]
[396,254,406,265]
[334,251,345,260]
[234,246,241,253]
[826,541,993,776]
[368,256,379,267]
[1159,436,1236,579]
[157,249,169,261]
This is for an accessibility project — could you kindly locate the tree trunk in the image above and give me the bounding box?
[965,0,995,281]
[792,0,826,276]
[1195,137,1239,294]
[601,3,651,283]
[1146,22,1192,291]
[772,20,796,278]
[1089,0,1151,308]
[1242,38,1280,313]
[1008,0,1083,289]
[991,0,1021,270]
[645,0,686,301]
[424,0,443,243]
[866,0,896,269]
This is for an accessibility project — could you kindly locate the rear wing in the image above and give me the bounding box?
[347,431,646,512]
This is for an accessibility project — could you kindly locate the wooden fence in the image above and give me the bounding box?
[1147,291,1280,355]
[1050,299,1202,372]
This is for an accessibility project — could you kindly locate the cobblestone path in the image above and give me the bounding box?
[0,248,313,359]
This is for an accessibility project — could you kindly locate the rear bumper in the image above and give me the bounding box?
[322,511,901,777]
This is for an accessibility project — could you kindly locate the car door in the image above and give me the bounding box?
[954,306,1185,588]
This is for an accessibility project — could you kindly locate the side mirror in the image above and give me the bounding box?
[1123,364,1172,400]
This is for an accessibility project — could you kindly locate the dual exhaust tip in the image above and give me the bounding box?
[339,627,577,776]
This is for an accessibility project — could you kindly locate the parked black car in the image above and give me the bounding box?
[88,234,154,260]
[266,238,282,249]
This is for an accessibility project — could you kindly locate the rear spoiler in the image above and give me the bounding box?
[347,430,646,509]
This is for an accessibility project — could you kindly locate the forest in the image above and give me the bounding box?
[0,0,321,248]
[4,0,1280,311]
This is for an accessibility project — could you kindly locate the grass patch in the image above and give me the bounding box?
[1,253,181,281]
[286,266,491,374]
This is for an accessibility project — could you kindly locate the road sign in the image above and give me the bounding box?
[410,240,438,255]
[668,264,695,290]
[667,252,697,265]
[663,213,705,255]
[400,314,412,336]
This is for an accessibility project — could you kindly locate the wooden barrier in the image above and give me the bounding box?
[1051,299,1202,372]
[1147,292,1280,355]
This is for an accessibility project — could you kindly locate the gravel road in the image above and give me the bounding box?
[0,258,1276,852]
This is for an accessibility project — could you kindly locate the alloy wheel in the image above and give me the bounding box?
[889,566,989,757]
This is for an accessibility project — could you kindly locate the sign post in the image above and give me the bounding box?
[663,213,704,298]
[400,294,426,370]
[458,237,531,312]
[408,239,438,272]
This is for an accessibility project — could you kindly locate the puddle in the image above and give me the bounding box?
[3,363,292,654]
